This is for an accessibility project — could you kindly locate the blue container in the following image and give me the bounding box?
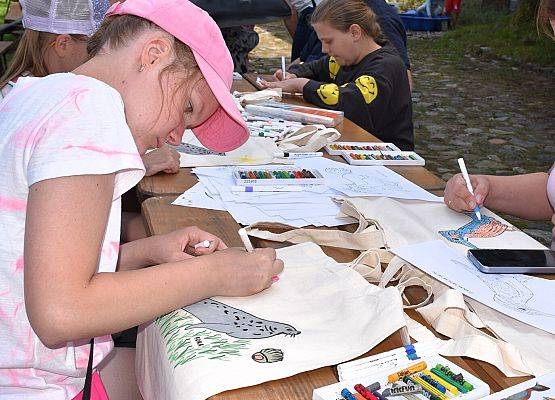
[400,14,450,31]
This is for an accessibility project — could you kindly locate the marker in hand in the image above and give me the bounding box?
[457,157,481,220]
[194,240,211,249]
[238,228,279,283]
[281,56,286,80]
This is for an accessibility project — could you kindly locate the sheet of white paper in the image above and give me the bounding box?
[392,240,555,334]
[172,182,226,211]
[296,158,442,202]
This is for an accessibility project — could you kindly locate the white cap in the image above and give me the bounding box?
[20,0,109,36]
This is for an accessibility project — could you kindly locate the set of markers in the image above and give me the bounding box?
[245,102,344,127]
[313,344,489,400]
[243,112,306,139]
[325,142,426,166]
[233,166,325,186]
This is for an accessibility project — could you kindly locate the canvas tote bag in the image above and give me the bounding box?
[245,196,553,377]
[136,242,406,400]
[277,125,341,153]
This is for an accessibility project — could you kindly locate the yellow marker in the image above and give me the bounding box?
[387,361,427,383]
[424,369,459,395]
[409,375,449,400]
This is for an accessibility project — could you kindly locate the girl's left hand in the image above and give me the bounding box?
[260,77,309,94]
[150,226,227,264]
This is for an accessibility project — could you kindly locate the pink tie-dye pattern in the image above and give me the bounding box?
[0,196,27,212]
[11,115,44,148]
[4,369,22,387]
[67,88,90,112]
[62,143,140,159]
[101,241,120,260]
[13,256,24,274]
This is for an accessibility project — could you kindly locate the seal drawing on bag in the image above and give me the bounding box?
[439,213,517,249]
[183,299,301,339]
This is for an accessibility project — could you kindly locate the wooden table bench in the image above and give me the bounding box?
[136,79,530,399]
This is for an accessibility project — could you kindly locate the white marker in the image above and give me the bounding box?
[281,56,286,80]
[238,228,254,252]
[231,185,303,192]
[274,151,323,159]
[457,157,482,220]
[193,240,211,249]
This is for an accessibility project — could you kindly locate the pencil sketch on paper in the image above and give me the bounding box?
[452,259,555,317]
[324,166,409,194]
[439,212,517,249]
[156,299,299,367]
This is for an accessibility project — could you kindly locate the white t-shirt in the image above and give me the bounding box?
[0,73,145,399]
[547,164,555,249]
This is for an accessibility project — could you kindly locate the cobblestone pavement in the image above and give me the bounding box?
[249,22,555,244]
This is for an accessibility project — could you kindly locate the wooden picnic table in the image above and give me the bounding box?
[137,76,532,399]
[4,1,22,23]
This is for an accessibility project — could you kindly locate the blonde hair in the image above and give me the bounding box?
[537,0,555,39]
[0,29,85,88]
[88,14,202,120]
[311,0,381,39]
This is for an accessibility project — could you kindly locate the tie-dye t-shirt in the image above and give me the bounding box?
[0,73,145,399]
[548,164,555,249]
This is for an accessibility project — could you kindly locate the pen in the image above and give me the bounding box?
[193,240,211,249]
[238,228,280,283]
[274,152,323,159]
[231,185,303,192]
[281,56,286,80]
[457,158,481,220]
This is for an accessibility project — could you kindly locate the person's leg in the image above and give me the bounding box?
[121,212,147,243]
[98,347,143,400]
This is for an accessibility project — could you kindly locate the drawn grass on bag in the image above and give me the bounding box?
[157,310,250,366]
[452,259,555,317]
[439,212,516,249]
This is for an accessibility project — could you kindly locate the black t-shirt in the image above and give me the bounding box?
[289,45,414,150]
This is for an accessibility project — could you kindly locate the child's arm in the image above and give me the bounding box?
[24,174,283,347]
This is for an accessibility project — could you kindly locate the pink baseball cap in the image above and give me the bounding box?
[106,0,248,152]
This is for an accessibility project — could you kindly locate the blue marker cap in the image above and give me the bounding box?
[341,388,357,400]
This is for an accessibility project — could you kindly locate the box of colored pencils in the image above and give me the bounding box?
[245,103,343,127]
[342,151,425,166]
[313,344,489,400]
[325,142,401,156]
[233,166,324,186]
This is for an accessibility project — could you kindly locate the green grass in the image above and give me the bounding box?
[429,16,555,67]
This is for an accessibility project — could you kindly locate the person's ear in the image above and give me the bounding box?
[141,37,173,70]
[349,24,363,41]
[51,34,72,57]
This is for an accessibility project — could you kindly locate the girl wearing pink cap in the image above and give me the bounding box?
[0,1,283,399]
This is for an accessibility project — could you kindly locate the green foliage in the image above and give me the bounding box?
[156,310,250,367]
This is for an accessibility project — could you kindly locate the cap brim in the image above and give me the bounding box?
[192,54,248,153]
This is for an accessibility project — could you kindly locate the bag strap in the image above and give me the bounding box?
[82,338,94,400]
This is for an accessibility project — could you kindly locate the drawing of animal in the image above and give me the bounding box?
[176,143,225,156]
[439,213,516,249]
[251,348,284,363]
[182,299,301,339]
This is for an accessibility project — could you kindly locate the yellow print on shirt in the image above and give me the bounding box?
[328,57,340,80]
[317,83,340,105]
[355,75,378,104]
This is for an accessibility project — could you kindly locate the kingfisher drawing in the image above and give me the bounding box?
[439,212,517,249]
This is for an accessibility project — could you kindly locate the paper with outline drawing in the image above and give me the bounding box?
[296,157,442,202]
[392,240,555,334]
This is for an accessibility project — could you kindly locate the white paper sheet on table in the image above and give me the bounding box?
[171,182,226,211]
[391,240,555,334]
[296,157,442,202]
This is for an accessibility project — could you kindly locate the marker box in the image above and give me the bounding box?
[342,151,425,166]
[314,346,490,400]
[325,142,401,156]
[233,166,325,186]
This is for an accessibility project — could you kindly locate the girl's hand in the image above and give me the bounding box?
[260,77,309,94]
[206,247,284,297]
[444,174,490,212]
[149,226,227,264]
[272,69,297,81]
[142,145,180,176]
